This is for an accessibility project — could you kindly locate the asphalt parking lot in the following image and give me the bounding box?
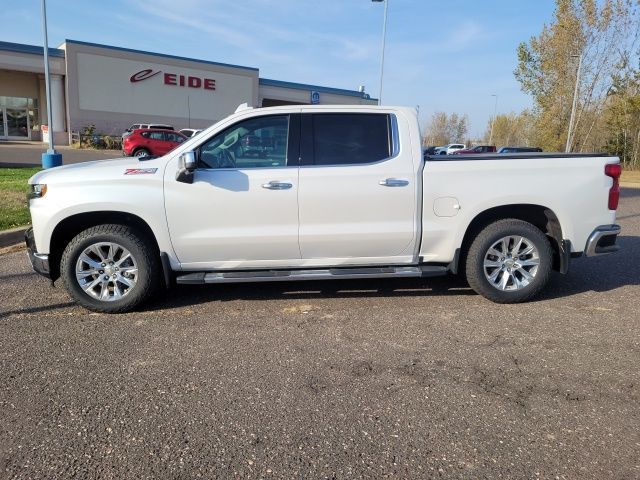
[1,189,639,479]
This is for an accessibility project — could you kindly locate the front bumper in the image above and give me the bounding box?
[25,227,51,278]
[585,224,621,257]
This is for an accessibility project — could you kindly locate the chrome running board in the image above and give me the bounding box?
[175,265,447,285]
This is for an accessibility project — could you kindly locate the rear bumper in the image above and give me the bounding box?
[25,227,51,278]
[585,224,621,257]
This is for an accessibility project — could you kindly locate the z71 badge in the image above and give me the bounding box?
[124,168,158,175]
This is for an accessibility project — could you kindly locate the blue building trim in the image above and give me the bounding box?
[259,78,374,100]
[0,40,65,58]
[63,39,259,72]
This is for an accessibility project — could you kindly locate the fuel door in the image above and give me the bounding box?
[433,197,461,217]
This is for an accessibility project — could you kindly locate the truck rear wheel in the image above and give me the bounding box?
[60,224,160,313]
[465,219,553,303]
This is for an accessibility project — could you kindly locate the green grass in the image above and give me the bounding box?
[0,168,41,230]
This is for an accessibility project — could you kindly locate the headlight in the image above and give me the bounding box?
[28,184,47,199]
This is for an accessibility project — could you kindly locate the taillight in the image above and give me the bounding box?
[605,163,621,210]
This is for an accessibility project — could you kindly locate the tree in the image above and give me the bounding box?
[604,66,640,167]
[515,0,639,152]
[423,112,469,146]
[483,111,538,147]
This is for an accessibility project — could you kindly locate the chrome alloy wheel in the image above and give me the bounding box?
[75,242,138,301]
[483,235,540,291]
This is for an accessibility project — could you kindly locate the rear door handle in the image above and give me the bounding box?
[379,178,409,187]
[262,181,293,190]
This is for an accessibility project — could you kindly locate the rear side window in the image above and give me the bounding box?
[309,113,391,165]
[165,132,185,143]
[148,131,164,140]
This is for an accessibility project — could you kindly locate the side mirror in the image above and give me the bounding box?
[181,151,197,171]
[176,151,196,184]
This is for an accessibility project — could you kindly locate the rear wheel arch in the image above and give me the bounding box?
[48,211,160,282]
[458,204,564,273]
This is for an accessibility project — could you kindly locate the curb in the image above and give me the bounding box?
[621,182,640,189]
[0,162,40,168]
[0,226,28,248]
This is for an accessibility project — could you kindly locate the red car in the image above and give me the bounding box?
[123,129,187,158]
[453,145,497,154]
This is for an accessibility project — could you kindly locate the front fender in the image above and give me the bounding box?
[29,182,173,261]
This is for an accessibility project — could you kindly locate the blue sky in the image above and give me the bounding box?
[1,0,556,137]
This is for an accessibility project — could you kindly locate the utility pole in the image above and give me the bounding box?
[41,0,62,168]
[566,53,583,153]
[372,0,388,105]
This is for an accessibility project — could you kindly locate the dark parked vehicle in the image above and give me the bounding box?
[123,129,187,158]
[453,145,497,154]
[498,147,543,153]
[423,146,438,157]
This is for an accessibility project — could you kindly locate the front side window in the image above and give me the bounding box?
[199,115,290,169]
[311,114,391,165]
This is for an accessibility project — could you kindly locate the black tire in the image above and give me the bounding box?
[133,148,150,158]
[465,219,553,303]
[60,224,161,313]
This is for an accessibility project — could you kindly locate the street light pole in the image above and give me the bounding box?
[40,0,62,168]
[566,53,583,153]
[372,0,388,105]
[488,94,498,145]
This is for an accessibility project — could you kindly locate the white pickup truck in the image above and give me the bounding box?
[26,105,622,313]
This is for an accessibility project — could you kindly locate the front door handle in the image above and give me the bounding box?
[379,178,409,187]
[262,181,293,190]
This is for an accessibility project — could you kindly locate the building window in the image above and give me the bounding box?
[0,96,39,134]
[28,98,39,130]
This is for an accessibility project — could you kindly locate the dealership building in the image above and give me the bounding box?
[0,39,376,145]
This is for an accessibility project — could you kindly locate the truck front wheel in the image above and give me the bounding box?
[465,219,553,303]
[60,224,160,313]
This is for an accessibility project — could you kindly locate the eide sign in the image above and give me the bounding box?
[130,69,216,90]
